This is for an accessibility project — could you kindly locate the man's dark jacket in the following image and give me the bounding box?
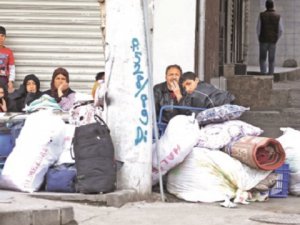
[153,81,187,123]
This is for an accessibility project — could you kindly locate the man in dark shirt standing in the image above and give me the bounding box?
[257,0,283,75]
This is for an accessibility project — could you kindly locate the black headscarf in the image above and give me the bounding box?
[23,74,40,92]
[0,80,8,112]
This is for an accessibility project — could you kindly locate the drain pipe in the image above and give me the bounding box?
[142,0,165,202]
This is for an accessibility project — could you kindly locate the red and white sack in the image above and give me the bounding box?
[0,110,66,192]
[152,114,200,185]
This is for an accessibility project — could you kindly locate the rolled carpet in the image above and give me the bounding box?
[226,136,286,171]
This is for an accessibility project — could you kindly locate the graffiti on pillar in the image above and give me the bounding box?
[131,37,149,146]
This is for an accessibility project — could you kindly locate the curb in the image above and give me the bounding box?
[30,189,140,208]
[0,206,75,225]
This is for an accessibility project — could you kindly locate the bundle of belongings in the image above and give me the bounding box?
[0,101,116,194]
[152,104,287,207]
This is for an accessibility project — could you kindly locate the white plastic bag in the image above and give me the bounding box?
[0,110,66,192]
[167,147,270,203]
[152,114,200,185]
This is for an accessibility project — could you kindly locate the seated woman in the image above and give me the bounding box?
[0,81,8,112]
[8,74,42,112]
[44,67,75,111]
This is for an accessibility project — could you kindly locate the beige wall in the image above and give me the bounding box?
[152,0,197,85]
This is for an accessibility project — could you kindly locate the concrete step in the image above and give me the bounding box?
[247,65,300,82]
[232,66,300,138]
[227,75,300,110]
[273,68,300,82]
[268,88,300,109]
[241,108,300,138]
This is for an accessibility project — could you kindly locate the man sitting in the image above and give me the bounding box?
[153,64,186,123]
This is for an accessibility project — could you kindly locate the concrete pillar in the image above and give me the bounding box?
[105,0,152,197]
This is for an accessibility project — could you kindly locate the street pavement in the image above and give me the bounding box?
[1,190,300,225]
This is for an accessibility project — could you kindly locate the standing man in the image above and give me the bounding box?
[257,0,283,75]
[0,26,15,92]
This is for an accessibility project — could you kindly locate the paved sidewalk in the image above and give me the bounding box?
[1,190,300,225]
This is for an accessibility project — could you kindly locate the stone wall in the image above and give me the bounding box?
[227,75,273,109]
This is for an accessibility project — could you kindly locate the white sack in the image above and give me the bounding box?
[276,127,300,173]
[74,92,93,102]
[152,114,200,185]
[0,110,66,192]
[276,127,300,196]
[167,147,270,203]
[289,172,300,196]
[56,124,76,165]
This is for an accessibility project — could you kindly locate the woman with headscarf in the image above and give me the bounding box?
[8,74,42,112]
[44,67,75,111]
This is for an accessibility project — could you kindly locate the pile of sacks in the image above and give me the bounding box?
[152,104,287,206]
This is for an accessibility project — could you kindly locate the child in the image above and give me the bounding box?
[0,81,8,112]
[180,71,235,108]
[0,26,15,93]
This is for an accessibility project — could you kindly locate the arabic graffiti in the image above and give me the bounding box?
[131,37,149,146]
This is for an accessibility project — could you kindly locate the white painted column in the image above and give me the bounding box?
[105,0,152,196]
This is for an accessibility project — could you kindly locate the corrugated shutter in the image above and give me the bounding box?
[0,0,104,93]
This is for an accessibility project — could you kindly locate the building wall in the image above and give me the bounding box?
[152,0,196,85]
[247,0,299,67]
[204,0,220,82]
